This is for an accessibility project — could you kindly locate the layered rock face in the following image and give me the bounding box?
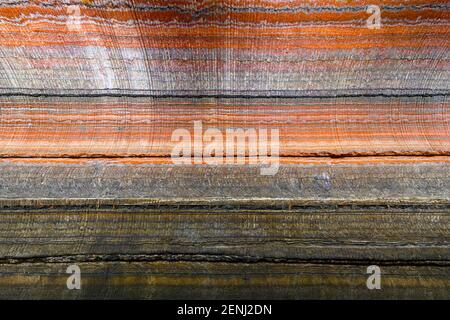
[0,1,448,299]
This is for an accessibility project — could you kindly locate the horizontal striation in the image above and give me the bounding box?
[0,96,448,157]
[0,207,448,262]
[0,261,448,299]
[0,157,449,201]
[0,1,448,96]
[0,1,449,299]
